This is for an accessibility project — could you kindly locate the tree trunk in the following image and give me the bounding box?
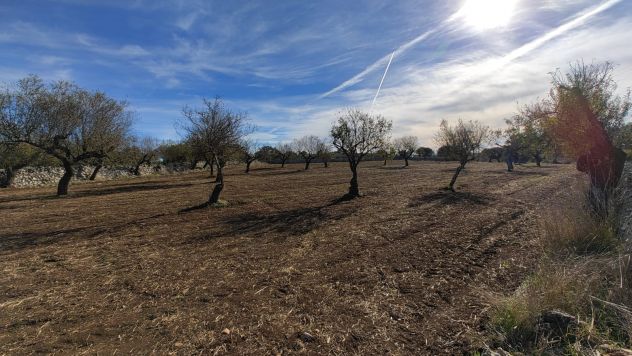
[448,163,465,192]
[304,160,310,170]
[57,161,74,196]
[209,164,224,204]
[246,161,252,173]
[383,159,387,166]
[209,160,215,177]
[324,161,328,168]
[202,160,209,169]
[89,164,102,181]
[404,157,409,167]
[190,160,199,170]
[534,153,542,167]
[281,158,286,168]
[2,167,15,188]
[348,164,360,197]
[133,154,148,176]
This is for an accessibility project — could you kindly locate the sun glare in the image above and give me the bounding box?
[457,0,519,30]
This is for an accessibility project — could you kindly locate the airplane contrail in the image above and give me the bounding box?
[319,0,621,101]
[371,51,395,110]
[319,29,437,99]
[498,0,622,66]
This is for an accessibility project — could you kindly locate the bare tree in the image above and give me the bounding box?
[376,142,395,166]
[275,143,293,168]
[239,139,258,173]
[293,135,322,170]
[0,76,132,195]
[316,139,333,168]
[129,137,159,176]
[181,98,251,204]
[0,143,46,187]
[393,136,418,167]
[435,119,489,191]
[331,109,392,198]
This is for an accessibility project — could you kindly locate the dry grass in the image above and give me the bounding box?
[489,174,632,354]
[0,161,577,354]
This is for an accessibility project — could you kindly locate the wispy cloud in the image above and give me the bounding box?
[320,29,438,99]
[0,0,629,144]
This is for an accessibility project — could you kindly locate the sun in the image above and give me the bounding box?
[457,0,519,30]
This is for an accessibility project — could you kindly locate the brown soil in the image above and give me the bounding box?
[0,161,579,355]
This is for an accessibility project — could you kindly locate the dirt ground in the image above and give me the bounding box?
[0,161,580,355]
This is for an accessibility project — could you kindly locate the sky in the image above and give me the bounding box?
[1,0,631,146]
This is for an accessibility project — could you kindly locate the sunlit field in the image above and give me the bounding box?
[0,161,578,354]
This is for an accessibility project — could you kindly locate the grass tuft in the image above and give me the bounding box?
[489,179,632,354]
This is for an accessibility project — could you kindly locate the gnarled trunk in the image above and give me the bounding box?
[324,161,328,168]
[281,158,287,168]
[348,163,360,197]
[448,163,465,192]
[133,154,149,176]
[2,167,15,188]
[89,164,102,181]
[534,153,543,167]
[383,159,387,166]
[245,161,252,173]
[57,161,74,196]
[404,157,409,167]
[304,160,311,170]
[209,161,224,204]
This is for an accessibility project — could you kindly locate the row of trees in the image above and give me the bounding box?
[2,61,630,205]
[0,76,184,192]
[0,76,133,194]
[500,61,630,213]
[180,98,493,204]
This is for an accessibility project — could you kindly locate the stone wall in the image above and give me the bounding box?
[0,163,192,188]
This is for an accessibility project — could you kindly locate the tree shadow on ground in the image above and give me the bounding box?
[376,166,407,170]
[251,169,304,176]
[189,196,358,241]
[0,182,204,203]
[70,182,203,198]
[508,170,551,176]
[409,190,493,208]
[0,213,169,253]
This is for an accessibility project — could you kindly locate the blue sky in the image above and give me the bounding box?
[1,0,631,146]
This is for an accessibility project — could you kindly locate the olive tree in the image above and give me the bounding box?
[293,135,322,170]
[416,147,434,159]
[435,119,489,191]
[0,76,132,195]
[376,142,396,166]
[504,114,551,167]
[521,61,630,213]
[239,139,258,173]
[331,109,392,198]
[182,98,251,204]
[0,143,46,187]
[393,136,418,166]
[129,137,159,176]
[316,139,333,168]
[275,143,293,168]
